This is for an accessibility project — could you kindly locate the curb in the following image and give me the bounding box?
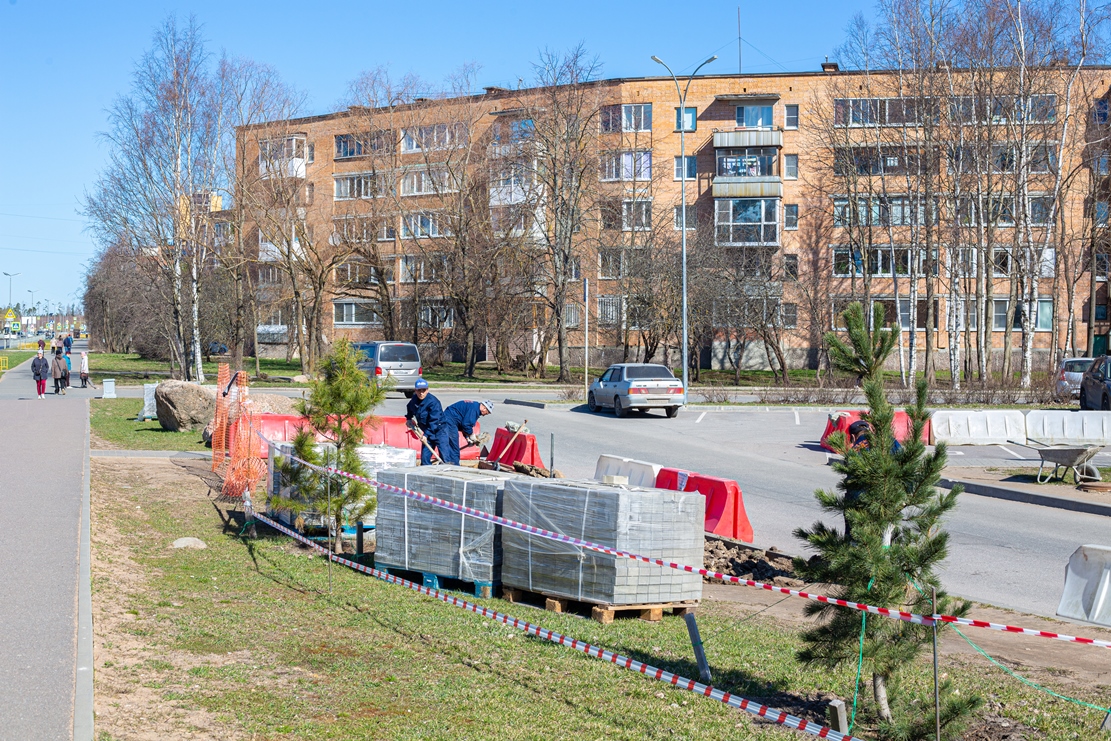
[75,400,94,740]
[90,450,212,459]
[940,477,1111,518]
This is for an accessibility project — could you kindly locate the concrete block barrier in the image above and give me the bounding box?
[593,454,662,488]
[930,410,1026,446]
[1057,544,1111,627]
[1026,410,1111,446]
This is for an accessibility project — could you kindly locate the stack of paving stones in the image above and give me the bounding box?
[376,465,518,583]
[501,478,704,605]
[703,538,805,587]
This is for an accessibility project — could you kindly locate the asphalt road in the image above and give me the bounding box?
[0,351,89,739]
[369,395,1107,620]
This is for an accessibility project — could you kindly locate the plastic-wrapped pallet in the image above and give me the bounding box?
[375,465,518,583]
[501,478,704,605]
[350,445,417,527]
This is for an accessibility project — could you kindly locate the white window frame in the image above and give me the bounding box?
[563,302,581,328]
[715,198,778,245]
[622,104,652,132]
[334,172,386,200]
[401,123,467,153]
[622,200,652,232]
[675,106,697,132]
[784,154,799,180]
[673,155,696,180]
[333,301,382,326]
[735,105,774,130]
[784,204,799,230]
[598,295,622,325]
[784,104,799,129]
[400,168,451,196]
[402,212,450,239]
[673,205,696,230]
[600,151,651,182]
[419,299,455,329]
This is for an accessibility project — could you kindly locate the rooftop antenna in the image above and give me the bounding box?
[737,7,742,74]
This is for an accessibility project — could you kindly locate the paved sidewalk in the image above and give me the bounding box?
[0,352,93,739]
[941,466,1111,518]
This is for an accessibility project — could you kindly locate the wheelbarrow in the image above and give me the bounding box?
[1028,442,1102,484]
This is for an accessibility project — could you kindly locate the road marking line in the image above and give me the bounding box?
[997,445,1018,458]
[695,412,706,424]
[793,409,800,425]
[951,451,964,455]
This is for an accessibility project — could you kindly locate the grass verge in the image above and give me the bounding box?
[90,458,1109,740]
[987,465,1111,487]
[0,350,36,377]
[90,398,207,452]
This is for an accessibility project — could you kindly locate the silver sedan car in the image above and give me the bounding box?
[587,363,685,418]
[1057,357,1094,401]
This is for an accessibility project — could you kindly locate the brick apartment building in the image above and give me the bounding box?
[239,62,1111,377]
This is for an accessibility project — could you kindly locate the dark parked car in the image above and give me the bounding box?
[1079,356,1111,409]
[207,341,228,355]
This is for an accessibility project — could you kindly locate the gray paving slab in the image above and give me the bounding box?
[0,381,88,739]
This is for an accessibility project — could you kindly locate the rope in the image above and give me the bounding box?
[849,576,876,732]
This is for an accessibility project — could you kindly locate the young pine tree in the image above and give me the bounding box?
[794,302,980,739]
[274,338,387,553]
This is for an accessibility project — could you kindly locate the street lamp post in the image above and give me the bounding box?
[27,290,37,334]
[2,271,19,349]
[651,55,716,401]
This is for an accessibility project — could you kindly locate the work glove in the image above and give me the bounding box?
[466,435,479,446]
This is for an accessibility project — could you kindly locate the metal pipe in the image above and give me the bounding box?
[682,611,712,684]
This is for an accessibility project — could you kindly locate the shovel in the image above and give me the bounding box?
[479,420,528,471]
[408,422,444,465]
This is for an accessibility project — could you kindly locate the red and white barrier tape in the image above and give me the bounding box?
[263,435,1111,651]
[250,509,859,741]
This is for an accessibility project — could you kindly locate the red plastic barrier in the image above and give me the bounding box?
[233,414,479,461]
[656,468,754,544]
[819,410,930,452]
[485,427,544,467]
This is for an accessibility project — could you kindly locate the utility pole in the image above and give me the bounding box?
[737,7,742,74]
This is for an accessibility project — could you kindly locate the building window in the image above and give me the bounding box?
[400,255,444,283]
[335,131,392,158]
[379,220,397,241]
[784,154,799,179]
[1097,154,1110,176]
[781,303,798,328]
[599,248,624,279]
[784,254,799,279]
[258,264,281,285]
[675,107,697,132]
[1030,197,1054,226]
[1098,303,1109,321]
[401,123,467,152]
[600,150,651,182]
[598,295,622,325]
[736,105,773,129]
[306,142,315,163]
[833,196,938,227]
[1096,201,1110,227]
[334,173,386,200]
[784,204,799,230]
[673,205,696,230]
[419,299,455,329]
[992,300,1021,331]
[715,199,778,245]
[400,168,450,196]
[717,147,777,177]
[563,303,581,328]
[333,216,376,244]
[674,155,696,180]
[1096,100,1111,125]
[991,299,1053,331]
[623,104,652,132]
[402,212,450,239]
[623,200,652,231]
[333,301,381,326]
[785,104,799,129]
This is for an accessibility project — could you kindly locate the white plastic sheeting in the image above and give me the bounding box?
[1026,411,1111,446]
[930,410,1027,446]
[593,454,662,488]
[1057,544,1111,627]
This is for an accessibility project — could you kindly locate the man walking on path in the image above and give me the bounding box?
[438,399,492,465]
[51,349,67,395]
[31,348,49,399]
[405,379,444,465]
[63,334,72,355]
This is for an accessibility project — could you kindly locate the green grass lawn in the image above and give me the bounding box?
[0,350,36,377]
[88,353,304,382]
[90,398,208,452]
[89,458,1111,741]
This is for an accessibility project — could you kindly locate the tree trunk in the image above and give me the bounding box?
[190,251,205,383]
[873,672,893,722]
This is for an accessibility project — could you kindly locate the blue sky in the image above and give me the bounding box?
[0,0,871,312]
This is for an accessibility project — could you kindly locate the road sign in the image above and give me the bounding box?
[11,322,20,332]
[3,309,15,322]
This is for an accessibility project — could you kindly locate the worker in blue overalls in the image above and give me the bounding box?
[405,379,444,465]
[437,399,494,465]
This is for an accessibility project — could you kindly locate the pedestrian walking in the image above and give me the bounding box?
[63,334,72,355]
[36,337,44,354]
[79,351,90,388]
[51,349,67,395]
[31,349,49,399]
[63,352,72,388]
[404,379,444,465]
[49,336,57,353]
[436,399,493,465]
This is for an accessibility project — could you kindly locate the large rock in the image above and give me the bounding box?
[156,380,216,432]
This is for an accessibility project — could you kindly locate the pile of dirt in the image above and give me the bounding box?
[703,538,806,588]
[962,712,1044,741]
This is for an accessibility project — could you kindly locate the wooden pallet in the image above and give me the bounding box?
[501,586,697,624]
[376,562,495,599]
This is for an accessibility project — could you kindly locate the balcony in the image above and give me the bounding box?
[713,130,783,149]
[712,148,782,198]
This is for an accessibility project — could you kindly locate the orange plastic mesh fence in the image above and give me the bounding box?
[220,371,267,499]
[211,363,231,472]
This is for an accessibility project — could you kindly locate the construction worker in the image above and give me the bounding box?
[405,379,444,465]
[438,399,493,465]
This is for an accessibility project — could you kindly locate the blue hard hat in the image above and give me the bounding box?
[414,379,429,390]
